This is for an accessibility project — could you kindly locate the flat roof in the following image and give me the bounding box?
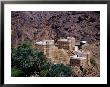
[58,39,68,42]
[70,56,86,60]
[35,40,54,45]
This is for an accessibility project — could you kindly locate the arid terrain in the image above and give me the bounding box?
[11,11,100,46]
[11,11,100,77]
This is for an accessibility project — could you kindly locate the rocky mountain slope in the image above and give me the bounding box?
[11,11,100,47]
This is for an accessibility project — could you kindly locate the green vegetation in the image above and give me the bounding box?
[90,58,97,67]
[90,58,99,71]
[11,68,24,77]
[11,41,72,77]
[49,64,72,77]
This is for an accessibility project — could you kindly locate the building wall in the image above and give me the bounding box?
[35,44,45,52]
[67,37,75,51]
[70,58,87,68]
[80,59,87,68]
[75,46,78,51]
[52,48,70,65]
[56,37,75,51]
[56,41,70,50]
[70,59,80,67]
[70,53,90,68]
[48,46,58,58]
[86,52,91,66]
[35,37,91,67]
[35,40,55,58]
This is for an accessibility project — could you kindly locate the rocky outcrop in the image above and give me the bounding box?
[11,11,100,47]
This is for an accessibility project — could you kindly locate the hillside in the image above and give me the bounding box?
[11,11,100,47]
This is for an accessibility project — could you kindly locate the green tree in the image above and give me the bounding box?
[11,68,24,77]
[11,41,46,76]
[39,61,51,77]
[48,64,72,77]
[12,41,73,77]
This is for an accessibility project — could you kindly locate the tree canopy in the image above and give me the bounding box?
[11,41,72,77]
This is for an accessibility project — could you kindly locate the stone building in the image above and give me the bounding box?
[56,37,75,51]
[35,40,56,58]
[35,39,70,65]
[70,51,91,68]
[35,37,91,68]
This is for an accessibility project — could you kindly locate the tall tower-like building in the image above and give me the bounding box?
[45,41,50,58]
[67,37,75,51]
[45,40,55,58]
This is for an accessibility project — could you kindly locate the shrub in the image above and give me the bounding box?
[11,41,46,76]
[11,41,73,77]
[11,68,24,77]
[48,64,72,77]
[90,58,97,67]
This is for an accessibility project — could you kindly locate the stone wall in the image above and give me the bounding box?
[56,37,75,51]
[35,37,91,67]
[70,51,91,68]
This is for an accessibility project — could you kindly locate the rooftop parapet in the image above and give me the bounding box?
[35,40,54,45]
[67,37,75,40]
[57,39,68,42]
[70,55,86,60]
[57,37,75,42]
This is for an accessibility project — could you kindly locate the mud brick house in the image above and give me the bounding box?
[35,37,91,68]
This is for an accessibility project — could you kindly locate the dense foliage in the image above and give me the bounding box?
[11,41,72,77]
[49,64,72,77]
[11,68,24,77]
